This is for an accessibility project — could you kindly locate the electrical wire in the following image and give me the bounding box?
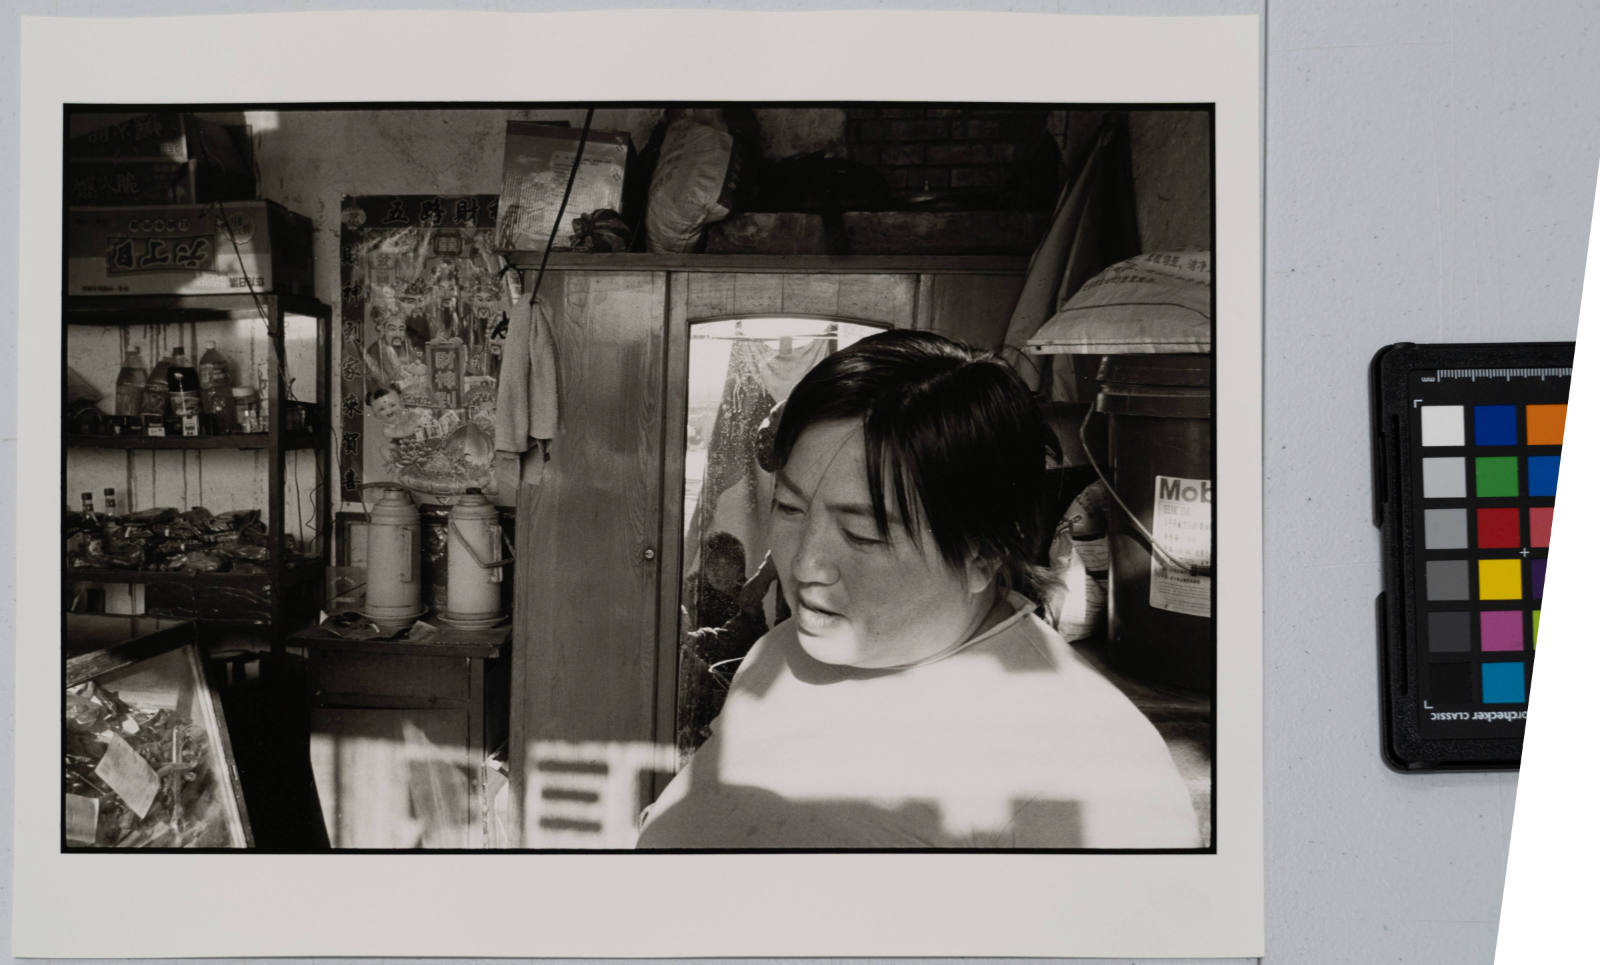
[524,108,595,310]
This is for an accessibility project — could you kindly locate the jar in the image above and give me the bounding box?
[231,386,261,433]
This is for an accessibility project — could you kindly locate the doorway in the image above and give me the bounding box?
[672,315,884,760]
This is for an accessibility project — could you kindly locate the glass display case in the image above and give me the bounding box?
[64,614,252,848]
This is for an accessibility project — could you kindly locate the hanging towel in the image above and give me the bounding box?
[494,288,560,483]
[756,336,829,401]
[1000,116,1140,399]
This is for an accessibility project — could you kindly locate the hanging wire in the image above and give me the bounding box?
[524,108,596,311]
[1077,406,1212,578]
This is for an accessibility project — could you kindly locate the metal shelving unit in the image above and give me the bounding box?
[64,291,333,656]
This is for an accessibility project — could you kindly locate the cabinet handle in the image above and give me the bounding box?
[642,547,656,561]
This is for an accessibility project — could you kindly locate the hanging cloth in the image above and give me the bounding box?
[493,288,560,484]
[685,339,777,581]
[1000,115,1141,399]
[756,336,829,400]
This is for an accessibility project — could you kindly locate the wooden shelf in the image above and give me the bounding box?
[499,252,1031,275]
[64,292,332,322]
[67,430,319,450]
[65,558,321,588]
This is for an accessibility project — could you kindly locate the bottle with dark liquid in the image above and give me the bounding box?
[199,340,233,433]
[167,346,202,435]
[143,350,173,417]
[115,346,148,416]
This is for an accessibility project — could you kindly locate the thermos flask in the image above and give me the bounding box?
[440,488,511,628]
[363,485,425,633]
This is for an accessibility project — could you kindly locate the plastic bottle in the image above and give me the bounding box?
[142,350,173,417]
[167,346,202,434]
[198,340,233,432]
[114,346,148,416]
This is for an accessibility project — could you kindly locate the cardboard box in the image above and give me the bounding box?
[67,201,315,297]
[69,112,248,165]
[495,122,630,252]
[66,158,256,207]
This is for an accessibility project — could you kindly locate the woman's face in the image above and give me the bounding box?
[770,419,995,669]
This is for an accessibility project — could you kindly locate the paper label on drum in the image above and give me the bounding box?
[1149,474,1212,618]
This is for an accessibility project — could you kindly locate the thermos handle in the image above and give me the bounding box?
[449,518,515,571]
[400,526,413,583]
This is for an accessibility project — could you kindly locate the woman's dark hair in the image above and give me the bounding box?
[773,329,1053,603]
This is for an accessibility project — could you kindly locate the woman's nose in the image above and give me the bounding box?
[788,516,838,586]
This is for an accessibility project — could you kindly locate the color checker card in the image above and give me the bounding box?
[1371,342,1573,769]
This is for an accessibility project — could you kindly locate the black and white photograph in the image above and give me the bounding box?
[17,10,1263,959]
[60,101,1214,852]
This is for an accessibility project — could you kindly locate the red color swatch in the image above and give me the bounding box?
[1477,507,1522,548]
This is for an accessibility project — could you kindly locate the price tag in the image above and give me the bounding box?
[64,793,100,845]
[93,732,160,819]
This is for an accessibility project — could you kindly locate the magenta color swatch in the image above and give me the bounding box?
[1480,611,1524,652]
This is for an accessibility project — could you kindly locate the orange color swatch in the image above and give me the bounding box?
[1526,404,1567,445]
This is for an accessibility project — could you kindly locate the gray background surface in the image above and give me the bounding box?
[5,1,1598,962]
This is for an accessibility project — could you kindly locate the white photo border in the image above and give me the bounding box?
[15,10,1263,958]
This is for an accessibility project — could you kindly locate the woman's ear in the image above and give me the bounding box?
[964,555,999,595]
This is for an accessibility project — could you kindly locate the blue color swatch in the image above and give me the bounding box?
[1528,455,1561,497]
[1481,662,1528,704]
[1474,405,1519,445]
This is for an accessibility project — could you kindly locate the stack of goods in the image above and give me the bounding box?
[63,505,296,574]
[64,680,233,848]
[66,111,255,207]
[65,113,314,300]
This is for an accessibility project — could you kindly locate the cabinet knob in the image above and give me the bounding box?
[643,547,657,561]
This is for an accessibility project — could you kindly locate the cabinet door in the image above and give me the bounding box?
[513,270,670,844]
[308,706,473,849]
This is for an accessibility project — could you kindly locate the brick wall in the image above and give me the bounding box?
[842,107,1061,208]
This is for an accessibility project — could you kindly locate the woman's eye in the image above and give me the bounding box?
[842,529,884,547]
[775,501,804,517]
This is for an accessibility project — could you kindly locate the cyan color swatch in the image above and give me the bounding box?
[1481,662,1528,704]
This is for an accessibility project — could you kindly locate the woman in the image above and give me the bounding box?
[637,330,1199,849]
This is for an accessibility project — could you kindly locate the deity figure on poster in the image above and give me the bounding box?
[363,287,429,395]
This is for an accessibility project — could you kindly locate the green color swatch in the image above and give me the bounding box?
[1475,456,1520,497]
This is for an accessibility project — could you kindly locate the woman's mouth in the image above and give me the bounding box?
[796,599,844,633]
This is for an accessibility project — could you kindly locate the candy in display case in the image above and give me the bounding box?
[64,623,251,848]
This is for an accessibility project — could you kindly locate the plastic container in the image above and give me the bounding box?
[1096,354,1213,693]
[199,341,233,431]
[114,347,148,416]
[230,387,261,433]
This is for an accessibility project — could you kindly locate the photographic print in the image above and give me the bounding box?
[19,10,1263,959]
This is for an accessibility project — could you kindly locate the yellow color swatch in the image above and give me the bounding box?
[1478,559,1522,600]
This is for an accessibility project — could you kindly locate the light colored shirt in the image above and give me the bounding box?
[637,593,1200,849]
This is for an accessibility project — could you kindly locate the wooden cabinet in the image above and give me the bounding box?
[295,624,509,849]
